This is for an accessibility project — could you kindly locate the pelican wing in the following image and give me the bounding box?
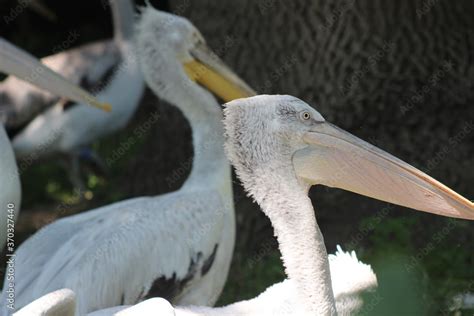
[5,190,225,315]
[173,248,377,315]
[2,201,117,311]
[0,126,21,251]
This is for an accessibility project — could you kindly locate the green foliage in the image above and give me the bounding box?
[352,215,474,315]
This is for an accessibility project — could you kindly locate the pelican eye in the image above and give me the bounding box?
[300,111,311,121]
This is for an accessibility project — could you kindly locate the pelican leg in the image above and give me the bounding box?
[78,147,109,177]
[68,154,86,196]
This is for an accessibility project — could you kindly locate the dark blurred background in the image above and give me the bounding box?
[1,0,473,315]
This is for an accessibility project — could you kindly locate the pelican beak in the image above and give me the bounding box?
[183,42,256,101]
[293,122,474,220]
[0,38,111,112]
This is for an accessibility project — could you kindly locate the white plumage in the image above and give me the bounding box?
[221,95,473,314]
[0,40,118,128]
[86,246,377,315]
[12,0,144,160]
[0,124,21,251]
[1,6,255,315]
[0,0,135,129]
[6,193,225,314]
[0,37,108,252]
[13,289,75,316]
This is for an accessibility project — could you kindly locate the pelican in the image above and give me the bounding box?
[1,6,255,315]
[450,292,474,311]
[10,0,145,189]
[12,289,75,316]
[14,289,175,316]
[0,0,134,128]
[221,95,473,314]
[12,0,144,167]
[85,94,473,315]
[85,246,375,315]
[0,38,109,251]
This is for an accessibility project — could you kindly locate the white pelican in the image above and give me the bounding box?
[85,246,376,315]
[0,124,20,252]
[84,95,473,315]
[0,38,109,251]
[0,0,134,128]
[1,6,255,315]
[221,95,473,314]
[14,289,175,316]
[450,292,474,311]
[11,0,145,189]
[12,289,75,316]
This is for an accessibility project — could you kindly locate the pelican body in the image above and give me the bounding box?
[85,247,377,315]
[1,7,255,315]
[0,0,136,129]
[0,37,108,252]
[0,124,20,252]
[11,0,144,161]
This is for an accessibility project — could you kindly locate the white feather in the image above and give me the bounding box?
[2,6,238,315]
[0,125,21,251]
[12,44,144,157]
[85,248,377,316]
[13,289,75,316]
[11,0,145,157]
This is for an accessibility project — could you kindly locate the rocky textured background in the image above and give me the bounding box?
[163,0,474,255]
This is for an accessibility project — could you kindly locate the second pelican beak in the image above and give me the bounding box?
[293,122,474,220]
[0,38,111,112]
[183,42,256,101]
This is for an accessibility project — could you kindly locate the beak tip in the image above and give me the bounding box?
[102,103,112,112]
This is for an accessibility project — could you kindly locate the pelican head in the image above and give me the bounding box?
[136,6,255,105]
[224,95,474,220]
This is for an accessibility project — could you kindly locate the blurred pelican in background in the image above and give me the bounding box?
[1,6,255,315]
[0,0,134,128]
[10,0,145,190]
[0,37,109,252]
